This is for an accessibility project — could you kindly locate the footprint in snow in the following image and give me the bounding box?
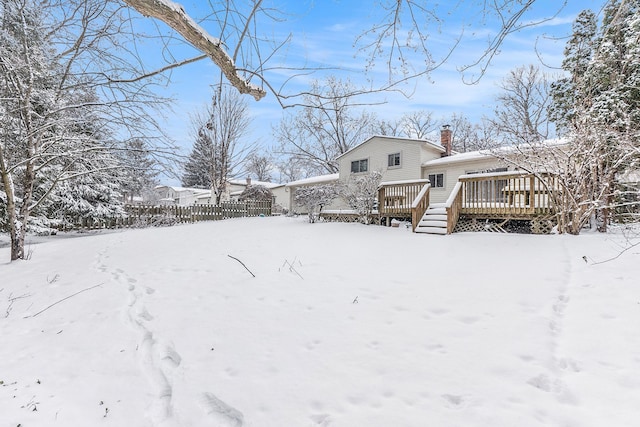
[200,392,244,427]
[441,394,465,408]
[309,413,332,426]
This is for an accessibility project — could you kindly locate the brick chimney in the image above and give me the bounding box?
[440,124,452,156]
[246,177,252,186]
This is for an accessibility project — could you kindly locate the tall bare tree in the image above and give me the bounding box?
[274,77,377,175]
[245,153,273,182]
[183,85,254,205]
[444,113,499,153]
[491,64,553,145]
[401,111,439,140]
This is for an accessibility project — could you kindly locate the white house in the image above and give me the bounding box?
[336,134,446,183]
[154,186,211,206]
[285,127,565,235]
[286,128,511,213]
[285,173,340,214]
[155,178,288,208]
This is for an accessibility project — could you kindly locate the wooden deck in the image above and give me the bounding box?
[458,171,557,218]
[378,172,558,233]
[377,180,429,229]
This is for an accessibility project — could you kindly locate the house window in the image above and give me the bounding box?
[351,159,368,173]
[428,173,444,188]
[388,152,401,168]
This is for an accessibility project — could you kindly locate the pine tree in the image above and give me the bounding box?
[1,0,62,257]
[544,2,640,233]
[182,129,216,189]
[119,139,160,203]
[549,10,598,134]
[1,0,173,260]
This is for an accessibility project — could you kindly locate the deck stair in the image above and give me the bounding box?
[415,203,448,235]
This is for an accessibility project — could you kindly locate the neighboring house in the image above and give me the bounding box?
[285,173,340,214]
[155,179,287,209]
[228,178,288,210]
[154,186,211,206]
[270,184,290,213]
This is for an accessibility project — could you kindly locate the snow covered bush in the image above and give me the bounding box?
[340,171,382,224]
[294,184,338,223]
[239,184,273,202]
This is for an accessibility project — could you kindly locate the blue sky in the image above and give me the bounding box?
[141,0,608,183]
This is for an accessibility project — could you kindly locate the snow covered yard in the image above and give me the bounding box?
[1,216,639,427]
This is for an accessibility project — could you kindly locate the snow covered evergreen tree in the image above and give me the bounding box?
[531,2,640,233]
[549,10,598,134]
[182,129,216,189]
[239,185,273,202]
[119,139,160,203]
[579,0,640,230]
[0,0,173,260]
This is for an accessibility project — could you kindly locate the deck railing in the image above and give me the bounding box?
[458,171,557,216]
[446,181,463,233]
[410,183,431,231]
[378,179,430,220]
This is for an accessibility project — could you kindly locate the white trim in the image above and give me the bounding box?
[387,151,402,169]
[380,178,429,186]
[427,172,445,189]
[350,157,370,174]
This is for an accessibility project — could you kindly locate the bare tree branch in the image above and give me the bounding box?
[122,0,267,100]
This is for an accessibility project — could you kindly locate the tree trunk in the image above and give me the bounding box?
[10,218,25,261]
[1,170,25,260]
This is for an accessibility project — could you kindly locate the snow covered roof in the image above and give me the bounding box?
[336,135,444,160]
[228,179,282,189]
[195,191,212,199]
[423,150,494,167]
[155,185,210,194]
[285,173,340,187]
[422,139,570,168]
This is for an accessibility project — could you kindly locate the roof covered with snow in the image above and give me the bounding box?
[423,139,570,167]
[228,179,283,189]
[285,173,340,187]
[155,185,210,194]
[423,150,494,167]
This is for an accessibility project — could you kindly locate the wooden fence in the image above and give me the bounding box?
[58,200,272,230]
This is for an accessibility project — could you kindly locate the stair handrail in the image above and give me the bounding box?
[445,181,463,234]
[410,183,431,232]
